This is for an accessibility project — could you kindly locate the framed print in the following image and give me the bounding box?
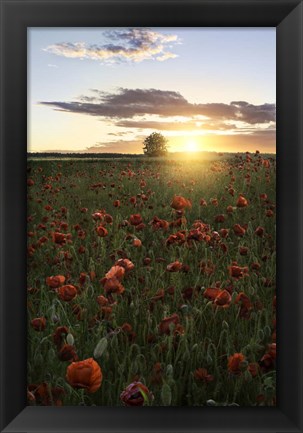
[0,0,302,432]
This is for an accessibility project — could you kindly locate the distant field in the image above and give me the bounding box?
[27,153,276,407]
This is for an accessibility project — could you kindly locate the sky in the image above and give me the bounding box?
[28,27,276,154]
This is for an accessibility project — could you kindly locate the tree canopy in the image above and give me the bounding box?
[143,132,168,157]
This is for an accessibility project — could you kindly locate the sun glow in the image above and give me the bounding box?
[186,139,199,152]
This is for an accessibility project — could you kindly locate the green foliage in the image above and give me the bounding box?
[143,132,168,157]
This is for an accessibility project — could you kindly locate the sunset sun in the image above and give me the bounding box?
[186,139,199,152]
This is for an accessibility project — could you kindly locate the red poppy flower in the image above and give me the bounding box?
[46,275,65,289]
[239,246,249,256]
[57,285,77,302]
[53,326,69,348]
[150,288,165,303]
[121,322,133,333]
[259,193,268,200]
[66,358,102,393]
[105,265,125,281]
[151,216,170,231]
[96,225,108,237]
[79,273,87,286]
[228,353,247,375]
[96,295,109,306]
[194,368,214,383]
[104,214,113,224]
[129,214,143,226]
[214,290,232,307]
[174,324,185,336]
[220,242,228,253]
[115,258,135,272]
[266,209,274,217]
[132,238,142,247]
[143,257,152,266]
[38,236,48,246]
[233,224,246,236]
[159,313,180,335]
[28,383,65,406]
[100,306,113,319]
[251,262,261,271]
[228,265,249,279]
[170,195,192,211]
[255,226,265,237]
[135,222,146,231]
[215,214,225,223]
[120,381,153,406]
[259,344,276,371]
[52,232,68,245]
[31,317,46,331]
[77,230,86,240]
[236,195,248,207]
[166,260,183,272]
[58,344,78,362]
[235,292,253,318]
[248,362,259,377]
[220,228,229,238]
[27,245,35,257]
[92,212,104,221]
[203,287,220,301]
[102,277,125,295]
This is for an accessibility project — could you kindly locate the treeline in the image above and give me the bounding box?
[27,152,144,159]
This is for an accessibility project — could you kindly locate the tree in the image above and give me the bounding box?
[143,132,168,157]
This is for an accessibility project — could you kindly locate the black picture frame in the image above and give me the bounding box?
[0,0,302,432]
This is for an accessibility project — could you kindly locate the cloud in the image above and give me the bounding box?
[115,119,239,131]
[86,139,144,154]
[43,28,179,64]
[230,101,276,124]
[108,131,129,136]
[40,87,276,128]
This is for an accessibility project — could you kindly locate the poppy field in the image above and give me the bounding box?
[27,152,276,407]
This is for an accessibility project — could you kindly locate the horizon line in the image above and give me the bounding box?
[27,150,276,155]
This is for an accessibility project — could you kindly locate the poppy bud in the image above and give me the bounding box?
[93,337,108,359]
[132,238,142,247]
[207,399,217,406]
[161,383,172,406]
